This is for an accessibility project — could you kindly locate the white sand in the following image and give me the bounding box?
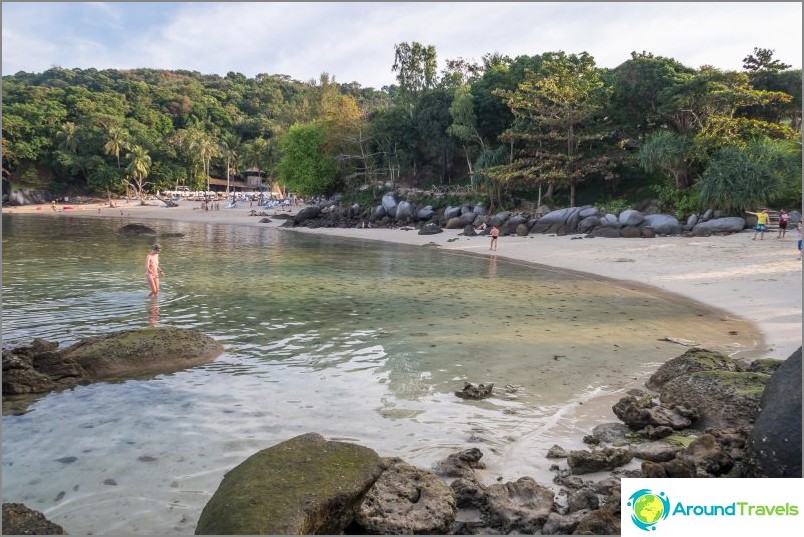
[7,199,802,360]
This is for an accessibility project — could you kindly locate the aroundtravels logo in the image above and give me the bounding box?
[627,489,670,531]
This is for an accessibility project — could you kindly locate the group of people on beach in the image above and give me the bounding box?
[746,208,802,259]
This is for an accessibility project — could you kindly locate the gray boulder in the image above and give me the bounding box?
[743,347,802,477]
[381,193,398,215]
[195,433,384,535]
[618,209,644,227]
[416,206,435,220]
[691,217,746,235]
[444,205,462,221]
[352,458,456,534]
[371,205,387,220]
[418,223,443,235]
[293,205,322,224]
[642,214,681,235]
[395,201,413,221]
[579,206,599,218]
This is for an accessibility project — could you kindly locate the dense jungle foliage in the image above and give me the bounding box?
[2,45,801,214]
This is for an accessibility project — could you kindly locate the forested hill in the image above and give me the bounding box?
[2,46,801,214]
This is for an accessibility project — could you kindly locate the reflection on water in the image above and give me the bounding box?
[1,214,762,534]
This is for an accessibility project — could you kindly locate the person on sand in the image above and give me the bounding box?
[746,208,770,240]
[777,209,790,238]
[796,221,802,260]
[489,225,500,251]
[51,200,56,212]
[145,243,166,297]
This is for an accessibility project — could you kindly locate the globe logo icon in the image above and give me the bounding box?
[627,489,670,531]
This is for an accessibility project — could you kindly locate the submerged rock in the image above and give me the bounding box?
[2,327,223,398]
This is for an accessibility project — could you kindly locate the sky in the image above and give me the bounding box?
[2,2,802,88]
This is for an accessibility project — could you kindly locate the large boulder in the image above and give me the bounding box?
[395,201,414,221]
[743,347,802,477]
[691,217,746,236]
[293,205,322,224]
[2,328,223,396]
[618,209,644,227]
[381,193,398,215]
[418,223,443,235]
[642,214,681,235]
[195,433,384,535]
[350,458,456,534]
[659,370,770,430]
[647,348,738,391]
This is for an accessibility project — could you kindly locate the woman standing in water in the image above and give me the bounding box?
[145,243,166,297]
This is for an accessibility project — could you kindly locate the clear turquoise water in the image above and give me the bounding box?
[1,213,759,534]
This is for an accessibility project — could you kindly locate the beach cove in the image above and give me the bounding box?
[9,199,800,360]
[2,200,801,534]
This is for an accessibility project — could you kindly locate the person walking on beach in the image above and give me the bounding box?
[489,225,500,251]
[145,243,166,297]
[51,200,56,212]
[796,221,802,260]
[746,208,770,240]
[777,209,790,238]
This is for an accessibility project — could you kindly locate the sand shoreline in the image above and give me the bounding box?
[4,199,802,360]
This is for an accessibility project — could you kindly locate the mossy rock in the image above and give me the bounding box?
[195,433,384,535]
[660,370,770,430]
[647,348,737,391]
[62,326,223,379]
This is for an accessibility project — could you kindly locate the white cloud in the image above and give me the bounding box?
[2,2,801,87]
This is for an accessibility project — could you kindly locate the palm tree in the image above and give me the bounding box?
[192,132,218,193]
[219,132,241,195]
[56,122,79,154]
[125,145,152,204]
[103,127,130,171]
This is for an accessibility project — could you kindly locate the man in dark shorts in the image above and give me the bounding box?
[777,209,790,238]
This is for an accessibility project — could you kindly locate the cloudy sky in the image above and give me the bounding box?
[2,2,801,88]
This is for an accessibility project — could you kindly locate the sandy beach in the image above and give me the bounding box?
[5,199,802,361]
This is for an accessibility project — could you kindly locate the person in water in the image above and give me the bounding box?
[145,243,166,297]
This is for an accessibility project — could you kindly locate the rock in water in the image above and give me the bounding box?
[194,433,384,535]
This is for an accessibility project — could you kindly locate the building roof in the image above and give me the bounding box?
[208,178,253,188]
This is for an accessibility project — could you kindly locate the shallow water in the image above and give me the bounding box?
[1,214,761,534]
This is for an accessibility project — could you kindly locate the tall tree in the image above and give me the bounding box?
[492,52,615,206]
[392,42,438,109]
[124,145,152,203]
[219,132,241,194]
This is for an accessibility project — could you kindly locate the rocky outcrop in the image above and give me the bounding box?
[646,348,739,390]
[350,458,457,534]
[194,433,384,535]
[2,327,223,396]
[2,503,66,535]
[743,347,802,477]
[566,447,633,474]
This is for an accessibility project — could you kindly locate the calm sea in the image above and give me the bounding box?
[1,213,760,534]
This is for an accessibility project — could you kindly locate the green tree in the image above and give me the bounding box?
[277,122,337,197]
[637,130,700,188]
[392,42,438,109]
[697,137,801,211]
[447,84,486,180]
[492,52,615,207]
[124,145,152,203]
[219,132,241,194]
